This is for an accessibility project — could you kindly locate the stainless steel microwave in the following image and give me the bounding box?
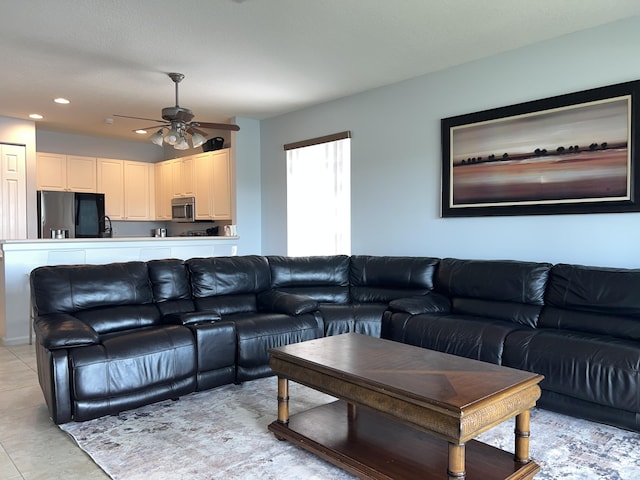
[171,196,195,222]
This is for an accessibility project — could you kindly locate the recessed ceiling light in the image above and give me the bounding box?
[54,98,70,104]
[29,114,43,119]
[135,129,147,134]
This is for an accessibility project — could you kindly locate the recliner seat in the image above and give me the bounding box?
[186,255,323,382]
[267,254,439,337]
[31,261,197,424]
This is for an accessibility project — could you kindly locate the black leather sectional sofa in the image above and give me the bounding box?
[30,254,640,432]
[383,258,640,432]
[30,254,436,424]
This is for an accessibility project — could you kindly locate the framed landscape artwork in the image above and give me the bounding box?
[441,80,640,217]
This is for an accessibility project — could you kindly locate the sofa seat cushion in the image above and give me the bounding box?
[319,303,386,337]
[69,325,196,402]
[232,312,323,380]
[504,329,640,413]
[383,313,526,365]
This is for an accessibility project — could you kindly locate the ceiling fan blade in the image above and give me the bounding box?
[113,114,166,123]
[135,124,170,132]
[196,122,240,131]
[188,126,208,137]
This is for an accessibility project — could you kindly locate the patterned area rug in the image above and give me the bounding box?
[60,378,640,479]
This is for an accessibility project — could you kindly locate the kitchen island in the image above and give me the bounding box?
[0,236,239,345]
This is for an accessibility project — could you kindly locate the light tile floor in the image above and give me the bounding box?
[0,344,108,480]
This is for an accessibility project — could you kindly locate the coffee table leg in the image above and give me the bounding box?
[514,409,531,463]
[347,402,357,420]
[447,442,466,479]
[277,376,289,425]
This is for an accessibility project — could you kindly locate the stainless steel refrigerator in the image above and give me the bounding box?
[37,190,106,238]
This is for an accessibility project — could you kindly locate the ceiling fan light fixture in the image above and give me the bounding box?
[190,131,206,148]
[115,73,239,149]
[164,127,181,145]
[150,129,165,146]
[174,136,190,150]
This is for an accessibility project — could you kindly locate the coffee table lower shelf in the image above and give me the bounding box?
[268,400,540,480]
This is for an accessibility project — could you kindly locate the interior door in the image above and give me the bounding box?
[1,144,27,239]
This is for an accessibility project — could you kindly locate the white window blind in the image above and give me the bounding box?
[285,132,351,256]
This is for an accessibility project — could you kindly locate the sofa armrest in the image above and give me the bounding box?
[257,290,319,316]
[163,311,222,325]
[33,313,100,350]
[388,292,451,315]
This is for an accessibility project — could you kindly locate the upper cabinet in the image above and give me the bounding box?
[193,149,232,220]
[154,149,232,222]
[97,158,155,220]
[97,158,124,219]
[124,161,155,220]
[155,161,172,220]
[171,156,194,198]
[211,149,232,220]
[36,153,96,192]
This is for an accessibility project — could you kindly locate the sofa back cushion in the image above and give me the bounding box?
[147,259,195,316]
[186,255,271,314]
[267,255,350,303]
[349,256,438,303]
[30,261,159,334]
[540,263,640,341]
[435,258,551,327]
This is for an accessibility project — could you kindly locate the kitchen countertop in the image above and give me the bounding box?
[0,235,238,244]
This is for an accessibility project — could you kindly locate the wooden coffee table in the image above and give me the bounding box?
[268,333,543,479]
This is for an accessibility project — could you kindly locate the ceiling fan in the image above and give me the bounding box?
[114,72,240,150]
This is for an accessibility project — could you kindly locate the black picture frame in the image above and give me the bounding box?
[441,80,640,217]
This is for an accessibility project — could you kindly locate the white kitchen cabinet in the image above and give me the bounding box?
[211,149,232,219]
[124,161,154,220]
[36,153,96,192]
[171,156,194,198]
[97,158,124,219]
[193,153,213,219]
[193,149,232,220]
[0,144,27,239]
[155,161,172,220]
[97,158,154,220]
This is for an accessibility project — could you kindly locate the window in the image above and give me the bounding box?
[285,131,351,256]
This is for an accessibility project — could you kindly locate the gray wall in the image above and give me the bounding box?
[232,117,262,255]
[36,130,164,162]
[259,16,640,268]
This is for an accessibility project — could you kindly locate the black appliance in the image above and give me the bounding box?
[37,190,106,238]
[202,137,224,152]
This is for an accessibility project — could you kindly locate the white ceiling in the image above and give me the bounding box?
[1,0,639,143]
